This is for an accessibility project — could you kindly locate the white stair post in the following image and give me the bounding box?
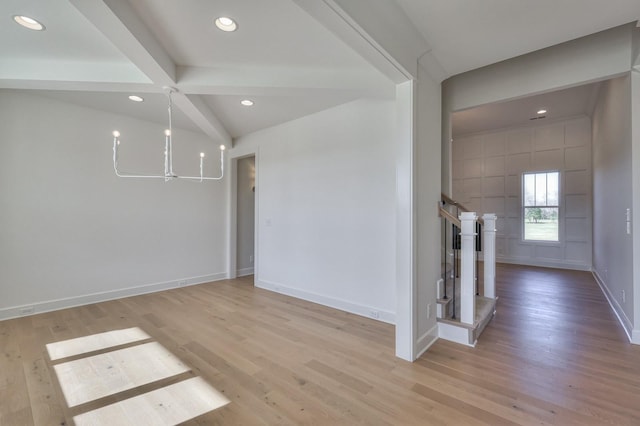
[482,214,497,300]
[459,212,477,325]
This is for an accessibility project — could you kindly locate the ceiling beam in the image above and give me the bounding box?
[0,79,156,93]
[293,0,437,83]
[68,0,231,145]
[176,66,395,98]
[68,0,175,84]
[172,94,229,147]
[0,60,149,86]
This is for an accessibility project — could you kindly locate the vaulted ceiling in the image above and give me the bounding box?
[2,0,638,143]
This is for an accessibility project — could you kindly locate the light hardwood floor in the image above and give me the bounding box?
[2,264,640,425]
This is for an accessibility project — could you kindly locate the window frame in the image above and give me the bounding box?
[521,170,561,243]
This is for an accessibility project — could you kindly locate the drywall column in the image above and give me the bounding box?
[459,212,477,325]
[482,214,497,299]
[395,80,416,361]
[414,65,442,358]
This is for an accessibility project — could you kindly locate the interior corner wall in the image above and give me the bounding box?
[632,70,640,343]
[231,99,397,324]
[592,75,634,336]
[236,156,255,276]
[452,116,592,270]
[0,90,228,319]
[415,65,442,357]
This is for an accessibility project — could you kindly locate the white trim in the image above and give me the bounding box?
[632,329,640,345]
[414,325,438,359]
[256,279,395,324]
[0,273,227,321]
[437,322,474,347]
[236,267,254,277]
[394,80,416,360]
[495,256,591,271]
[592,270,634,342]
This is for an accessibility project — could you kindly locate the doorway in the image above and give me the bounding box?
[236,155,256,279]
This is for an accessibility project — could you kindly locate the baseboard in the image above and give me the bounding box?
[632,329,640,345]
[496,256,591,271]
[256,279,395,324]
[437,322,475,347]
[0,272,227,321]
[592,270,635,343]
[236,267,254,277]
[415,324,439,359]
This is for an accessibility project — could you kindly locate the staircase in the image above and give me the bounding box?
[437,195,497,347]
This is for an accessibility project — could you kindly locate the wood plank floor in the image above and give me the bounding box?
[1,264,640,425]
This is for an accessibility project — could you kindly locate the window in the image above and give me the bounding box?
[523,171,559,241]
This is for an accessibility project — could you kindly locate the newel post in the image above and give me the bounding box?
[482,214,497,300]
[459,212,477,325]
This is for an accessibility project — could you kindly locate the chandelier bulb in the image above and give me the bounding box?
[113,130,120,137]
[200,152,205,158]
[164,129,171,136]
[220,145,226,151]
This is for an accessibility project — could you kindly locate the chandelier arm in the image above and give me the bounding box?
[114,133,166,179]
[110,89,224,182]
[166,176,223,181]
[115,173,168,179]
[172,149,225,181]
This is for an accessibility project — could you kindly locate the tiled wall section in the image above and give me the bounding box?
[452,116,592,270]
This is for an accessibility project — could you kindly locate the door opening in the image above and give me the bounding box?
[236,156,256,281]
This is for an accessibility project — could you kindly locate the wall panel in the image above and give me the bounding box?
[452,116,592,270]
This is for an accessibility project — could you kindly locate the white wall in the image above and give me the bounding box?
[231,99,397,323]
[415,65,442,357]
[592,75,634,334]
[0,90,228,319]
[236,156,255,276]
[452,116,593,270]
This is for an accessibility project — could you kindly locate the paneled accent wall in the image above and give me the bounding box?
[452,116,592,270]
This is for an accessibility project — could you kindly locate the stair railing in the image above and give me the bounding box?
[439,206,460,318]
[439,194,497,325]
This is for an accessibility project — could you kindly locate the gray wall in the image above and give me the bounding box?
[592,75,634,329]
[236,156,255,275]
[452,116,592,270]
[0,90,228,319]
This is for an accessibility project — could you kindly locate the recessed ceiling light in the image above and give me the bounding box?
[241,99,254,106]
[215,16,237,32]
[13,15,45,31]
[128,95,144,102]
[537,109,547,114]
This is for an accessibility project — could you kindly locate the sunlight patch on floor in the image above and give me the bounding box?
[46,327,150,360]
[48,329,229,424]
[73,377,229,426]
[53,341,190,407]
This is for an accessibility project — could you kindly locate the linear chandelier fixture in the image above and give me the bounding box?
[112,88,224,182]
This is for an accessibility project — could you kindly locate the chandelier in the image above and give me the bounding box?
[111,88,225,182]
